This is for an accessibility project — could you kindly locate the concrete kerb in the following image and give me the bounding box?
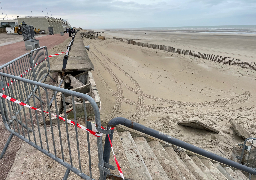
[63,32,101,118]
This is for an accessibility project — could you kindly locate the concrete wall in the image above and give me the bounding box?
[18,17,70,34]
[18,17,50,33]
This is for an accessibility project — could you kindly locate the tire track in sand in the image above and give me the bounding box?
[86,39,251,123]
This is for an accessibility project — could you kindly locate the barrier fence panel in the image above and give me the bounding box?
[0,46,50,82]
[0,48,111,179]
[0,47,52,126]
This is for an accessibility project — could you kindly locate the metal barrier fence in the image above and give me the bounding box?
[0,46,50,82]
[0,72,112,179]
[0,47,112,179]
[0,46,51,119]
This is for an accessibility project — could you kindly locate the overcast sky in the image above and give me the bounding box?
[0,0,256,29]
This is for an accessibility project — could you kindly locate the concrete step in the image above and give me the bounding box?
[178,151,209,180]
[200,158,228,180]
[190,155,217,180]
[148,141,184,180]
[234,170,248,180]
[225,167,242,179]
[119,131,152,180]
[107,131,134,179]
[215,163,235,180]
[225,167,248,180]
[133,137,169,180]
[164,147,197,180]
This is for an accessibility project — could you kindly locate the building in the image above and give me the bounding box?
[0,19,18,28]
[0,16,71,34]
[17,16,72,34]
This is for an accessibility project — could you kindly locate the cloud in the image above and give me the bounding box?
[0,0,255,28]
[189,0,227,6]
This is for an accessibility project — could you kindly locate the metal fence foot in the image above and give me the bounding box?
[63,168,70,180]
[16,119,32,132]
[0,133,14,159]
[34,94,45,104]
[48,74,56,82]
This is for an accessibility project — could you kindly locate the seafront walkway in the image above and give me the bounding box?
[0,33,69,66]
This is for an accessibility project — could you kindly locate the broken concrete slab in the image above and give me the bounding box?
[64,76,71,84]
[71,83,91,94]
[178,117,219,134]
[75,72,87,85]
[67,102,86,120]
[64,95,82,104]
[230,120,250,140]
[67,74,84,88]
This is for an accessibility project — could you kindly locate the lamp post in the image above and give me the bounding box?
[3,14,7,20]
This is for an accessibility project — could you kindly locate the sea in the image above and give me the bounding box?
[113,25,256,35]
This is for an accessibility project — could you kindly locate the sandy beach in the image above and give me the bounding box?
[104,30,256,63]
[85,30,256,157]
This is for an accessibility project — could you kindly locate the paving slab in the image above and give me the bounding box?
[134,137,169,180]
[107,131,134,179]
[200,158,228,180]
[67,74,84,88]
[234,170,248,180]
[225,167,240,179]
[50,55,94,72]
[119,131,152,180]
[215,163,235,180]
[191,155,217,180]
[179,151,208,180]
[148,141,184,180]
[178,117,219,134]
[164,147,197,180]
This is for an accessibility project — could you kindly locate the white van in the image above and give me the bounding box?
[6,27,14,34]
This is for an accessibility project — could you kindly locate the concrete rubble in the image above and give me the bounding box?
[230,119,250,140]
[178,117,220,134]
[81,31,105,40]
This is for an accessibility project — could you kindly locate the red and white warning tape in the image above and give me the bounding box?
[19,50,68,78]
[48,51,67,58]
[107,132,124,179]
[0,92,103,137]
[0,88,124,178]
[3,50,68,90]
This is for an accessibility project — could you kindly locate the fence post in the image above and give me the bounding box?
[103,127,114,178]
[103,127,114,164]
[29,52,36,81]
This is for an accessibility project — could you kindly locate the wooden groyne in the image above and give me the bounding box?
[113,37,256,72]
